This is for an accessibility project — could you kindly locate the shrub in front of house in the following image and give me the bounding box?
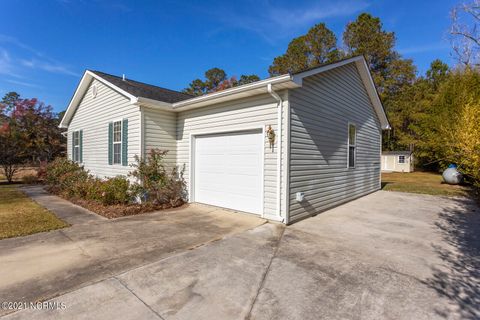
[79,176,131,205]
[45,158,85,193]
[45,158,131,205]
[129,149,187,207]
[43,152,186,217]
[99,176,131,205]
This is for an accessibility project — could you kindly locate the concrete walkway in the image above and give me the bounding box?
[2,191,480,319]
[21,186,105,225]
[0,195,265,317]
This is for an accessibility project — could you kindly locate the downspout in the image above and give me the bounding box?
[267,84,284,222]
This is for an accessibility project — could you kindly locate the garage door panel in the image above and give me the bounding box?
[194,130,263,215]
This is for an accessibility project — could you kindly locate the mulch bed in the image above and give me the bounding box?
[47,189,184,219]
[69,198,184,219]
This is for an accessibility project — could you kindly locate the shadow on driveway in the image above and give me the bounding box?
[424,197,480,319]
[0,199,265,317]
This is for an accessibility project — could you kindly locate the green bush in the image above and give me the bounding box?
[45,153,183,208]
[57,170,90,198]
[160,165,187,207]
[100,176,131,205]
[129,149,186,206]
[22,174,39,184]
[46,158,84,187]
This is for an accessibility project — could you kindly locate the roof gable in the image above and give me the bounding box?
[60,56,389,130]
[60,70,191,128]
[290,56,390,129]
[90,71,192,103]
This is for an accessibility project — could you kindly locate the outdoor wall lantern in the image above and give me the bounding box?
[266,125,275,151]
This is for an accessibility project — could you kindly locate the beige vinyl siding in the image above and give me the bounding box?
[381,154,414,172]
[143,107,177,167]
[288,63,382,222]
[67,79,140,178]
[176,93,289,219]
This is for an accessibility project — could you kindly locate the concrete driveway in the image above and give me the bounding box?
[2,191,479,319]
[0,190,265,317]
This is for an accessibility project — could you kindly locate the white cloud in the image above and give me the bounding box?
[21,58,79,76]
[203,0,370,43]
[5,79,41,88]
[0,49,21,78]
[0,35,78,77]
[0,34,45,57]
[399,43,450,55]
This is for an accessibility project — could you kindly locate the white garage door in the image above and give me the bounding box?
[194,130,263,215]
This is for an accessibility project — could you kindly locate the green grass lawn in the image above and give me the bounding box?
[382,171,472,197]
[0,184,68,239]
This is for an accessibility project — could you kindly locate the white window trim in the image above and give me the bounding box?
[73,130,81,163]
[112,120,123,165]
[347,122,357,169]
[398,155,406,164]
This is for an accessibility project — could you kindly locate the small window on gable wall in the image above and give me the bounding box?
[348,124,356,168]
[113,121,122,165]
[73,131,80,162]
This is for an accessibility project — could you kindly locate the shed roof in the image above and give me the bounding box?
[382,151,413,155]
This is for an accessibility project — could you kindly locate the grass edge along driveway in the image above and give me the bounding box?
[382,171,472,198]
[0,184,68,240]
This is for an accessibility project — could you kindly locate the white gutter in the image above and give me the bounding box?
[267,83,284,222]
[133,97,173,110]
[139,106,144,159]
[173,74,293,109]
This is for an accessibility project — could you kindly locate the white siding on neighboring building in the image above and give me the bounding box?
[176,93,289,220]
[381,154,414,172]
[288,64,382,222]
[67,79,140,178]
[143,107,177,167]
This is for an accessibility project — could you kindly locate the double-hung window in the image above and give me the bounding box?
[113,121,122,165]
[398,155,406,164]
[73,131,80,162]
[348,123,356,168]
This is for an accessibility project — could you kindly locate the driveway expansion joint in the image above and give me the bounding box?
[245,225,286,320]
[114,277,166,320]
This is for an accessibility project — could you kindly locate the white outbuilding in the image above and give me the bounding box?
[381,151,414,173]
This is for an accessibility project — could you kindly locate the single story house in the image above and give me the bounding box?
[60,56,390,224]
[381,151,414,173]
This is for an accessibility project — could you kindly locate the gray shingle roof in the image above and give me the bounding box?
[90,70,193,103]
[382,151,412,155]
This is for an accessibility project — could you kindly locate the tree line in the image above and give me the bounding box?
[183,5,480,186]
[1,2,478,186]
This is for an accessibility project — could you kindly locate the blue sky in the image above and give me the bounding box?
[0,0,459,112]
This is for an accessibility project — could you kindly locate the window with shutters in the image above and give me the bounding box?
[73,131,80,162]
[347,123,356,168]
[113,121,122,164]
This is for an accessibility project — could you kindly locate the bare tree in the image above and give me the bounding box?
[450,0,480,66]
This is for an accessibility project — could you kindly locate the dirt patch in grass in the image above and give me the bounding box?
[0,184,68,239]
[382,171,473,198]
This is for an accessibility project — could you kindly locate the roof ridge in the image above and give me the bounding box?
[90,70,192,97]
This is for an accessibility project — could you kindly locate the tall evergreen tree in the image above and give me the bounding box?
[268,23,340,75]
[343,13,416,98]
